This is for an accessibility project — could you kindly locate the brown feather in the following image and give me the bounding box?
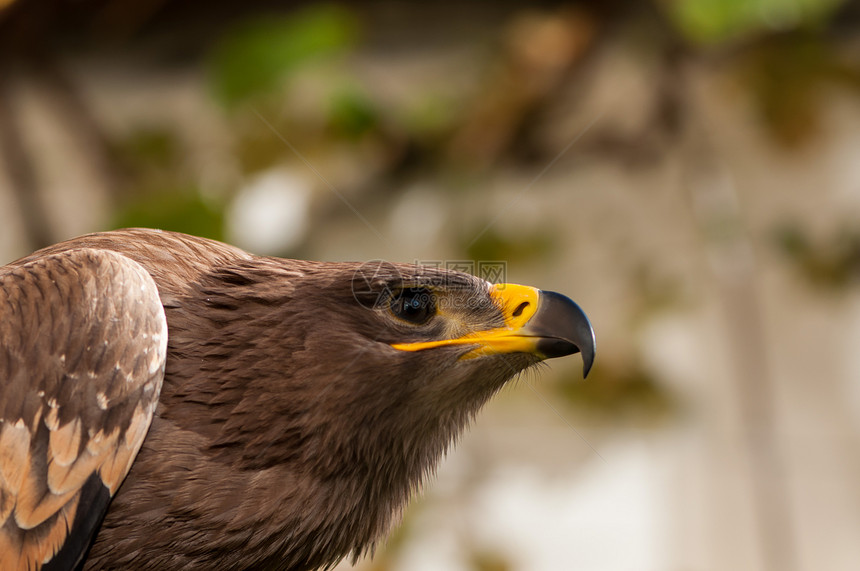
[49,418,82,468]
[0,420,31,502]
[0,246,168,569]
[46,443,105,496]
[26,490,79,564]
[16,464,79,530]
[0,530,26,570]
[41,505,77,564]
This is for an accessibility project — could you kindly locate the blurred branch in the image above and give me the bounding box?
[35,56,123,203]
[684,112,798,571]
[446,7,602,168]
[577,42,688,166]
[569,0,690,165]
[0,71,53,250]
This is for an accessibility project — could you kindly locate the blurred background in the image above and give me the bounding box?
[2,0,860,569]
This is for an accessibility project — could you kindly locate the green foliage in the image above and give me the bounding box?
[742,35,860,147]
[209,5,359,107]
[327,88,380,139]
[112,124,225,239]
[775,222,860,290]
[113,126,181,181]
[399,92,462,141]
[113,189,224,241]
[666,0,845,45]
[117,128,177,170]
[464,226,556,265]
[234,116,295,175]
[748,42,823,147]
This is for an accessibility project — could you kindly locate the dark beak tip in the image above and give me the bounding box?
[580,324,596,379]
[532,334,595,379]
[529,290,596,379]
[581,345,595,378]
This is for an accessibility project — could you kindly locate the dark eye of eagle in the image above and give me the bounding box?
[390,287,436,325]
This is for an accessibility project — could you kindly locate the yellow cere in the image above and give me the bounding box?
[391,283,543,358]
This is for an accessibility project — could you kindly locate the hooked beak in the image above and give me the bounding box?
[392,284,595,378]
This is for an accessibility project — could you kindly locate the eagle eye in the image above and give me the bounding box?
[390,288,436,325]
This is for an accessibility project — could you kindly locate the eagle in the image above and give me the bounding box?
[0,228,595,570]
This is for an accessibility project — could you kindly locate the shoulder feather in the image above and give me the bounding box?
[0,248,167,570]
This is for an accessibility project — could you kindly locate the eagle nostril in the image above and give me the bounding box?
[511,302,529,318]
